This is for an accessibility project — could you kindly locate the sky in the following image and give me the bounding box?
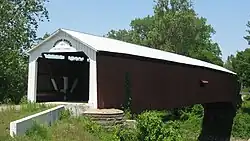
[37,0,250,61]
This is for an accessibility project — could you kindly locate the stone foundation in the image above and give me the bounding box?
[83,109,125,127]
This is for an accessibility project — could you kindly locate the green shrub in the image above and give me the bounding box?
[78,116,103,134]
[162,121,182,141]
[178,116,202,141]
[124,109,133,119]
[3,98,12,104]
[59,109,71,120]
[232,100,250,139]
[232,112,250,139]
[113,125,138,141]
[25,121,51,141]
[20,95,28,104]
[8,104,205,141]
[137,111,182,141]
[164,104,203,121]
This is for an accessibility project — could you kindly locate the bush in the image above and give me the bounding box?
[72,111,182,141]
[165,104,203,121]
[113,125,138,141]
[25,121,51,141]
[73,116,119,141]
[59,109,71,120]
[137,111,182,141]
[232,100,250,139]
[123,109,133,119]
[232,112,250,139]
[20,95,28,104]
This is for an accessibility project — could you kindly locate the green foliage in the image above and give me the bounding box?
[8,102,250,140]
[20,95,28,104]
[123,109,133,119]
[0,0,49,104]
[0,104,220,141]
[20,102,47,113]
[178,116,202,141]
[232,112,250,139]
[137,111,182,141]
[78,117,103,135]
[224,55,235,71]
[0,103,50,140]
[106,0,223,66]
[164,104,203,121]
[59,109,71,120]
[228,48,250,87]
[25,122,51,141]
[162,121,182,141]
[36,32,51,43]
[244,21,250,45]
[180,104,204,120]
[232,100,250,139]
[113,125,138,141]
[46,116,100,141]
[67,116,119,141]
[225,19,250,88]
[0,52,28,104]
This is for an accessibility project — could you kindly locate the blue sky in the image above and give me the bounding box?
[37,0,250,61]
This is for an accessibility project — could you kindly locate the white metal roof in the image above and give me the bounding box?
[28,28,235,75]
[60,29,235,75]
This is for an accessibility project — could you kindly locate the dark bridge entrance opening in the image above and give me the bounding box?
[36,52,89,102]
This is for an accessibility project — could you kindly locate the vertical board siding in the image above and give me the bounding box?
[96,52,239,112]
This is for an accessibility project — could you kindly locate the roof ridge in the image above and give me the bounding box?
[58,28,236,75]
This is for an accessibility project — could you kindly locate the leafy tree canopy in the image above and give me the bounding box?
[224,55,235,72]
[106,0,223,66]
[224,20,250,88]
[244,21,250,45]
[230,49,250,87]
[0,0,49,103]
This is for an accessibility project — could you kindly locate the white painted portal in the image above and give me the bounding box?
[27,29,98,108]
[27,57,38,102]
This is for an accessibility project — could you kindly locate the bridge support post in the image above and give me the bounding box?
[198,102,237,141]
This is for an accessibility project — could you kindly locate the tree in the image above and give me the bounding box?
[106,0,223,66]
[106,30,133,43]
[244,21,250,45]
[226,20,250,88]
[230,49,250,87]
[36,32,51,44]
[224,55,235,71]
[0,0,49,103]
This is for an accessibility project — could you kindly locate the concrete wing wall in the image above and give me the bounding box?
[10,105,65,137]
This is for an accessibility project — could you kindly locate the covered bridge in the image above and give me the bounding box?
[27,28,240,112]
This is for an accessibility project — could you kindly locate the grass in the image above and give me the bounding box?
[12,111,114,141]
[14,110,198,141]
[11,119,100,141]
[0,103,52,141]
[3,99,250,141]
[178,116,202,141]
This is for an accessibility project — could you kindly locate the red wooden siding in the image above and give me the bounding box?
[96,52,239,112]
